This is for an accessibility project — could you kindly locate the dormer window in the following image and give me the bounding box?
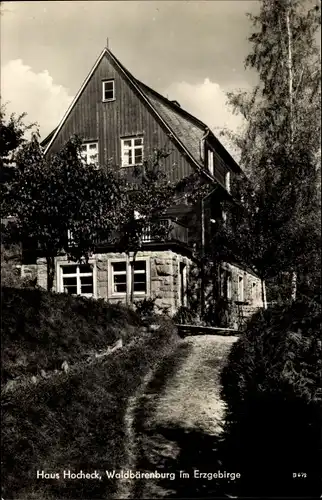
[102,80,115,101]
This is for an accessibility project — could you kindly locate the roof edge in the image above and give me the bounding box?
[43,48,108,154]
[105,48,214,182]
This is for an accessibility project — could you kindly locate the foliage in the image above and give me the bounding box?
[0,243,36,288]
[1,314,178,500]
[203,296,231,327]
[114,148,185,302]
[0,106,37,218]
[173,306,200,325]
[2,135,121,290]
[1,286,141,384]
[134,297,157,319]
[220,0,321,297]
[220,295,322,497]
[0,105,36,170]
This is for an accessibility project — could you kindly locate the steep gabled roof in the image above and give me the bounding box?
[135,80,207,167]
[42,46,240,176]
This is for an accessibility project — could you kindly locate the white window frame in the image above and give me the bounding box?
[208,149,214,176]
[109,258,149,297]
[225,170,231,193]
[121,136,144,167]
[238,274,244,302]
[80,142,99,167]
[102,79,115,102]
[57,262,97,298]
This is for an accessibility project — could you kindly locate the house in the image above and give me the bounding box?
[26,42,263,326]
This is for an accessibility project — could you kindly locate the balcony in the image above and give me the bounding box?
[142,219,188,245]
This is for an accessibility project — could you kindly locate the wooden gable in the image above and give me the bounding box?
[45,50,195,184]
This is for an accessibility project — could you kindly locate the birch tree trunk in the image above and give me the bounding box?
[286,2,297,301]
[261,278,267,310]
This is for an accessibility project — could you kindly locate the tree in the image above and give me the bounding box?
[114,149,184,304]
[0,106,37,213]
[220,0,321,302]
[4,135,120,291]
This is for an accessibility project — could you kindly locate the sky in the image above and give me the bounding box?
[1,1,261,147]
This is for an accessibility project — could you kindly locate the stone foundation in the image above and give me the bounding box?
[34,252,263,325]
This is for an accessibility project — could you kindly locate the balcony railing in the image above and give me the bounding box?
[142,219,188,245]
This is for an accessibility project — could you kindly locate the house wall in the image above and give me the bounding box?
[36,250,193,316]
[45,53,194,184]
[220,262,263,328]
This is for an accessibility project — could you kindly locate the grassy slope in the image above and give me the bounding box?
[1,286,141,384]
[1,287,179,500]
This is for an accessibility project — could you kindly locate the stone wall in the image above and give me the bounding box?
[34,253,263,326]
[36,251,193,316]
[221,262,263,329]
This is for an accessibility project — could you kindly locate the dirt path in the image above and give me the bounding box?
[120,334,238,499]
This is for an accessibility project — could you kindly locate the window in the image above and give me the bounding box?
[252,282,258,301]
[102,79,115,101]
[133,260,147,292]
[60,264,94,297]
[227,273,232,299]
[112,262,127,293]
[111,260,147,295]
[220,269,232,300]
[121,137,143,167]
[81,142,98,166]
[208,149,214,176]
[225,171,231,193]
[238,275,244,302]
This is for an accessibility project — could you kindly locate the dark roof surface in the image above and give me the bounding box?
[135,80,207,166]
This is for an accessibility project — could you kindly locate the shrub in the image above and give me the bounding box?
[220,296,322,498]
[203,297,232,327]
[134,297,157,320]
[172,306,200,325]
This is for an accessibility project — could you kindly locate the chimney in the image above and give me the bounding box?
[171,100,181,108]
[106,37,109,49]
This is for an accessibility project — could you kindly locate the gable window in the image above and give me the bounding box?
[102,79,115,101]
[81,142,98,166]
[60,264,94,297]
[121,137,143,167]
[225,170,231,193]
[111,259,147,295]
[208,149,214,176]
